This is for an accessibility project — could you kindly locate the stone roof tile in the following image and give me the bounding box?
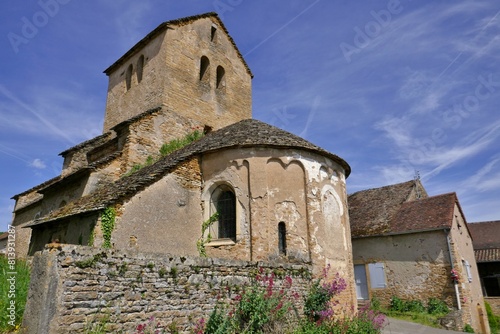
[348,180,419,237]
[28,119,349,226]
[348,182,460,238]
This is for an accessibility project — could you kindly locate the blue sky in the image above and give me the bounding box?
[1,1,499,232]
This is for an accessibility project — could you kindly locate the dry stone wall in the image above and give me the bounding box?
[22,245,313,334]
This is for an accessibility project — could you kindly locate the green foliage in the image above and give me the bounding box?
[486,301,500,334]
[390,296,427,314]
[88,225,95,246]
[196,269,385,334]
[170,266,178,279]
[124,128,204,176]
[84,313,110,334]
[0,257,31,332]
[159,129,204,157]
[390,296,406,312]
[158,267,167,278]
[101,207,116,249]
[371,296,381,311]
[385,296,451,329]
[203,270,294,333]
[463,323,475,333]
[196,213,220,257]
[427,298,449,315]
[145,155,154,166]
[293,312,384,334]
[304,279,332,321]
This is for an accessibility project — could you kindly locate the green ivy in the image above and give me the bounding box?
[101,207,116,249]
[196,212,219,257]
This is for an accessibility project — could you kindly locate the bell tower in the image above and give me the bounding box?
[102,13,253,132]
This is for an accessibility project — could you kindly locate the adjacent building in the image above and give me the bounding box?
[469,220,500,317]
[349,180,490,333]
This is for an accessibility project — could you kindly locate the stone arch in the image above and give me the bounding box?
[200,56,210,82]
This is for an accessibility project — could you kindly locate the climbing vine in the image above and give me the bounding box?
[196,212,219,257]
[101,207,116,249]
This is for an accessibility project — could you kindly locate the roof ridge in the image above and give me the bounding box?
[348,179,414,197]
[103,12,253,77]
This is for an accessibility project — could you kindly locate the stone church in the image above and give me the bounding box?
[11,12,355,300]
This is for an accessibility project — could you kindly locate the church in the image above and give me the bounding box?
[11,12,355,300]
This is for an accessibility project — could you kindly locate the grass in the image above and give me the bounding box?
[383,310,443,328]
[0,256,31,333]
[371,296,450,330]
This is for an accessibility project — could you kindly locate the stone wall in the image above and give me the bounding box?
[103,16,252,132]
[22,245,312,334]
[485,297,500,317]
[352,230,455,308]
[449,212,491,334]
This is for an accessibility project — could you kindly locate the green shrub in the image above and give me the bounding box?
[463,323,475,333]
[406,299,426,313]
[370,296,381,311]
[196,268,386,334]
[0,257,31,332]
[390,296,406,312]
[427,298,449,315]
[486,301,500,333]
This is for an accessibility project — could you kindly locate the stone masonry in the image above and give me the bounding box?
[22,245,313,334]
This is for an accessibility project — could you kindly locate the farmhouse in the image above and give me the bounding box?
[349,179,489,332]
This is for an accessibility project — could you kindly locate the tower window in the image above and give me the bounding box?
[125,64,133,90]
[278,222,287,256]
[136,55,144,83]
[216,65,225,89]
[211,25,217,42]
[200,56,210,82]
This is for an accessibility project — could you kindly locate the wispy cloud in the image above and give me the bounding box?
[30,158,46,169]
[0,85,102,146]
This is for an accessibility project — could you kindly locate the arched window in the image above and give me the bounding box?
[136,55,144,83]
[216,65,225,89]
[278,222,287,256]
[125,64,133,90]
[200,56,210,82]
[212,185,236,240]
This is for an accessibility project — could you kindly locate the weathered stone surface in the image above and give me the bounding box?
[22,245,312,334]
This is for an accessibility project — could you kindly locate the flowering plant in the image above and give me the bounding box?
[451,269,460,283]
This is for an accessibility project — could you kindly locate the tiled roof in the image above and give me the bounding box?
[103,12,253,78]
[474,248,500,262]
[59,132,113,157]
[468,220,500,250]
[349,181,460,238]
[28,119,350,226]
[348,180,422,237]
[390,193,457,234]
[0,232,8,241]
